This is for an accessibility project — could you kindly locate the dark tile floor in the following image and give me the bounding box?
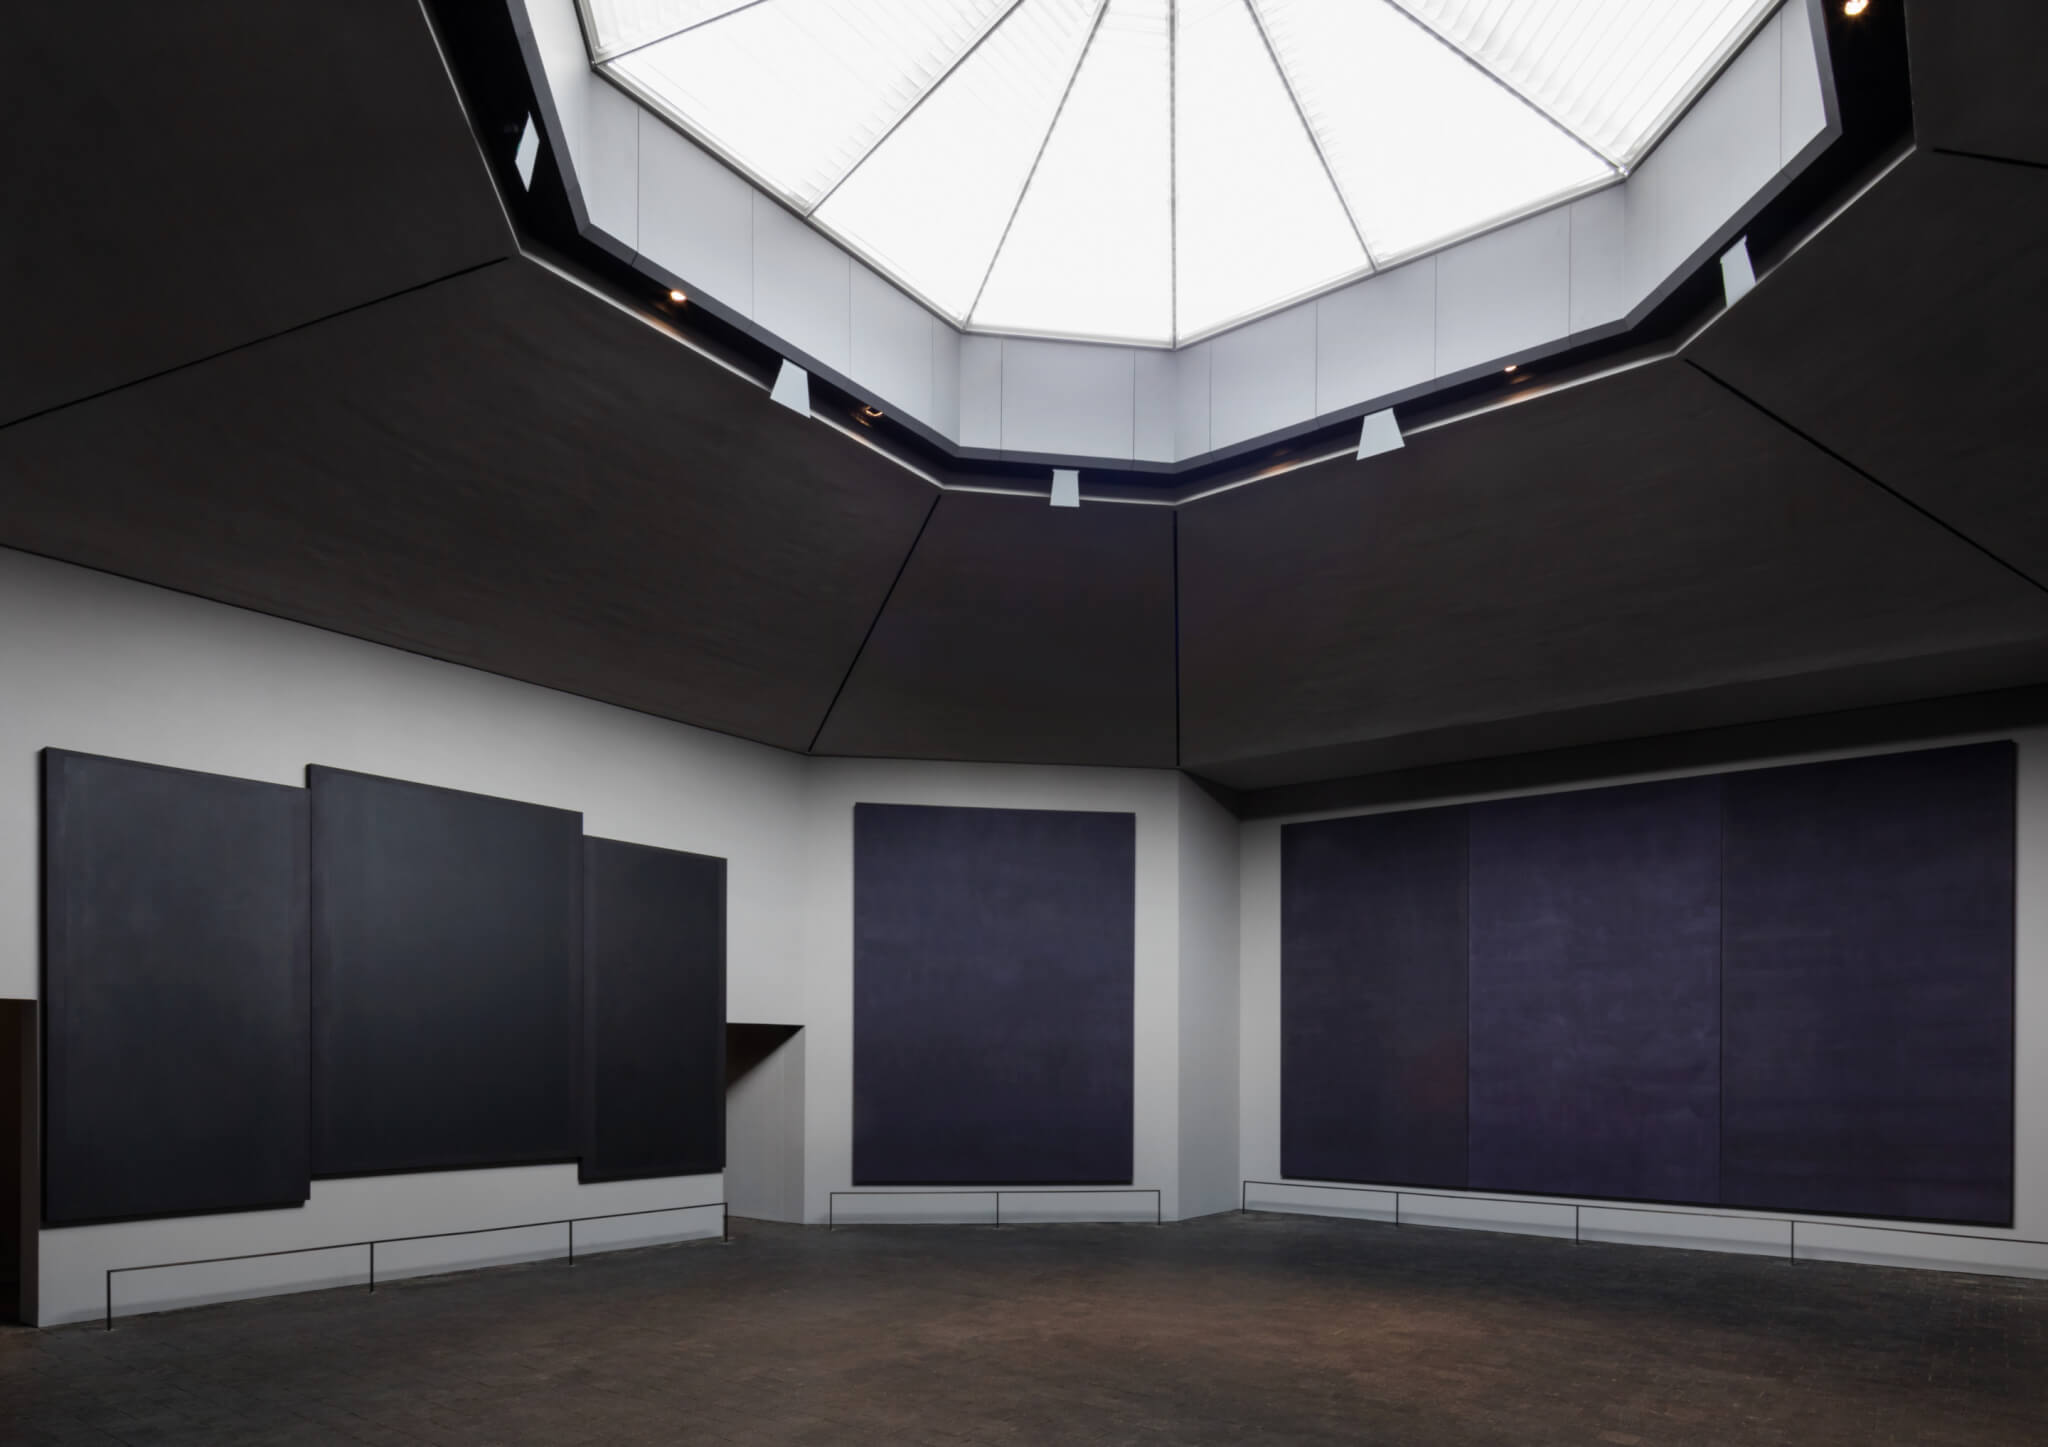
[2,1212,2044,1445]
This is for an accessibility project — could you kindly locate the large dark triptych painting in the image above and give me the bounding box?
[1282,807,1468,1189]
[42,750,309,1225]
[41,751,733,1227]
[582,837,727,1183]
[308,767,584,1178]
[854,803,1135,1186]
[1281,742,2016,1226]
[1466,778,1722,1205]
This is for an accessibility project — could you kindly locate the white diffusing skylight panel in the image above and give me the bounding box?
[579,0,762,62]
[1255,0,1614,265]
[1172,0,1370,341]
[607,0,1014,209]
[814,0,1102,323]
[970,0,1173,344]
[1391,0,1784,167]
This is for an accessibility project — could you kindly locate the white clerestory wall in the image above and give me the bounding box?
[517,0,1835,468]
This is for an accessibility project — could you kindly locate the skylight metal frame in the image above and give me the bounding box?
[578,0,1789,348]
[961,0,1114,330]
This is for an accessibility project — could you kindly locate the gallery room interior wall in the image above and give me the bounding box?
[0,546,1246,1321]
[9,539,2041,1321]
[1236,730,2048,1279]
[0,547,810,1323]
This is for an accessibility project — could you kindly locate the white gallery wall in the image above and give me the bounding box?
[1176,776,1241,1221]
[1238,731,2048,1280]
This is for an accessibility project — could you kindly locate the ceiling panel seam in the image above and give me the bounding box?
[0,257,511,438]
[1929,146,2048,174]
[1683,359,2048,601]
[805,0,1032,217]
[415,0,525,246]
[1168,0,1179,340]
[964,0,1115,326]
[805,490,945,753]
[1241,0,1378,273]
[1377,0,1623,175]
[588,0,774,66]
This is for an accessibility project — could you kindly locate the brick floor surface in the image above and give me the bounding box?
[1,1213,2043,1445]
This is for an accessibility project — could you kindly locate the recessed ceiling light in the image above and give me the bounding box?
[859,404,885,420]
[1843,0,1868,15]
[667,288,688,304]
[1504,364,1519,374]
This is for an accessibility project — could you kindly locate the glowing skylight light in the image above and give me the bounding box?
[582,0,1784,344]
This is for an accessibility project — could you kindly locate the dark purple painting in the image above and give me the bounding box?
[854,803,1135,1186]
[1721,743,2015,1225]
[1466,777,1723,1204]
[1281,808,1469,1188]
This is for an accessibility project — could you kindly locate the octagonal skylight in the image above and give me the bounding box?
[580,0,1785,346]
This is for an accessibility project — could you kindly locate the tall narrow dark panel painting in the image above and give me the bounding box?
[1281,808,1469,1188]
[309,767,581,1177]
[854,804,1135,1186]
[1467,777,1722,1205]
[42,750,308,1224]
[1721,744,2015,1225]
[582,838,726,1182]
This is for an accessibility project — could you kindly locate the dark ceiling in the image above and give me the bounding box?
[4,1,2045,813]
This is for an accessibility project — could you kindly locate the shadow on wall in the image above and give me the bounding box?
[726,1024,803,1225]
[0,1000,32,1324]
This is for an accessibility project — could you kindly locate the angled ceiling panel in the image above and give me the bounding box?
[814,491,1178,766]
[1906,0,2048,165]
[0,259,935,751]
[608,0,1015,211]
[0,0,511,426]
[1689,151,2048,590]
[969,0,1174,342]
[815,0,1103,321]
[1178,358,2048,788]
[1222,1,1613,266]
[1387,0,1781,168]
[1171,0,1368,341]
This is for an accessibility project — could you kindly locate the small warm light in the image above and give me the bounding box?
[667,288,687,304]
[1842,0,1868,15]
[1504,364,1519,374]
[859,404,885,421]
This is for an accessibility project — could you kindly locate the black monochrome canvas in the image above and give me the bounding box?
[582,837,727,1182]
[1281,806,1469,1189]
[309,767,582,1177]
[854,803,1135,1186]
[1720,744,2015,1226]
[42,749,309,1224]
[1466,777,1722,1205]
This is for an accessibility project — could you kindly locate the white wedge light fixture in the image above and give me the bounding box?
[1355,409,1404,462]
[514,114,539,190]
[770,358,812,416]
[1720,237,1757,306]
